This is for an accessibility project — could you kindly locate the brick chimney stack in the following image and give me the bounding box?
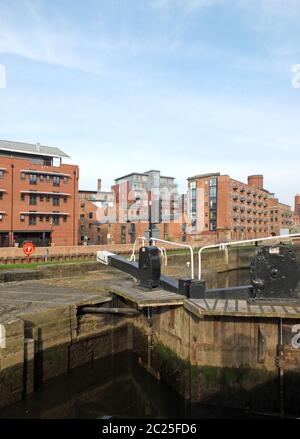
[97,178,102,192]
[248,175,264,190]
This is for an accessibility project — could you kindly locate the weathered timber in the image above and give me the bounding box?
[106,280,185,309]
[185,298,300,319]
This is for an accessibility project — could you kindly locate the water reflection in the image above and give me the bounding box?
[0,352,261,419]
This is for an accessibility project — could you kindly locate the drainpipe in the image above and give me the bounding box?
[10,164,14,246]
[73,170,77,245]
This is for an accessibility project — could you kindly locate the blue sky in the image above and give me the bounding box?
[0,0,299,205]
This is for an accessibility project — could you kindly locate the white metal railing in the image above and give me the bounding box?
[129,237,168,268]
[150,238,195,279]
[129,236,147,261]
[198,233,300,280]
[158,246,168,267]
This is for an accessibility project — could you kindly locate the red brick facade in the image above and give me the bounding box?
[187,173,293,241]
[295,195,300,225]
[0,152,78,247]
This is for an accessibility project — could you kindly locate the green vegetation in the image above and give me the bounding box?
[0,259,97,270]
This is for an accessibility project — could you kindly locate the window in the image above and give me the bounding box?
[63,216,67,222]
[46,175,50,182]
[210,178,217,187]
[20,172,25,180]
[40,175,44,182]
[29,174,37,185]
[20,214,25,222]
[53,195,60,206]
[81,235,84,241]
[64,176,68,184]
[29,194,37,205]
[63,196,67,203]
[89,212,93,219]
[210,221,217,231]
[45,215,50,222]
[40,195,44,202]
[53,176,60,187]
[46,195,50,202]
[210,210,217,220]
[80,214,85,220]
[210,186,217,197]
[210,198,217,210]
[0,170,4,179]
[52,216,60,226]
[29,215,37,225]
[0,214,3,221]
[39,215,43,222]
[0,193,2,200]
[89,223,92,229]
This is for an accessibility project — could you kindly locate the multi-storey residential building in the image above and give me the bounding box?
[110,170,183,243]
[112,170,181,223]
[78,179,115,245]
[268,195,294,236]
[187,173,293,241]
[0,140,79,247]
[295,195,300,225]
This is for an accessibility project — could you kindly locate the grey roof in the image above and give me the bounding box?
[187,172,220,180]
[115,170,176,182]
[0,140,70,159]
[115,172,148,182]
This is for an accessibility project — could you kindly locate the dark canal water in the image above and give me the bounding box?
[0,352,264,419]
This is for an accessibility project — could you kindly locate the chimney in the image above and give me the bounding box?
[247,175,264,190]
[97,179,102,192]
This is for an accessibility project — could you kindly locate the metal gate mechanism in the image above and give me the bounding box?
[97,243,300,302]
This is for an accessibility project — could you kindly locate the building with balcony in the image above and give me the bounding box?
[187,173,293,241]
[0,140,79,247]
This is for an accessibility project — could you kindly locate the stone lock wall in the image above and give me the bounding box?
[132,305,300,416]
[0,303,133,409]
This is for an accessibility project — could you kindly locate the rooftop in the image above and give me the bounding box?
[115,170,175,182]
[187,172,221,181]
[0,140,70,159]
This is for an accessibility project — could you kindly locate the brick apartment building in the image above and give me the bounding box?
[78,179,115,245]
[111,170,184,244]
[295,195,300,225]
[0,140,79,247]
[187,173,293,241]
[78,173,185,245]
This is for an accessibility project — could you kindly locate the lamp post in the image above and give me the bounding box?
[148,197,152,242]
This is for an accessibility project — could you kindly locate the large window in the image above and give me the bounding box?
[209,178,218,231]
[29,174,37,185]
[53,176,60,187]
[53,195,60,206]
[29,194,37,205]
[52,216,60,226]
[189,181,197,230]
[29,215,37,225]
